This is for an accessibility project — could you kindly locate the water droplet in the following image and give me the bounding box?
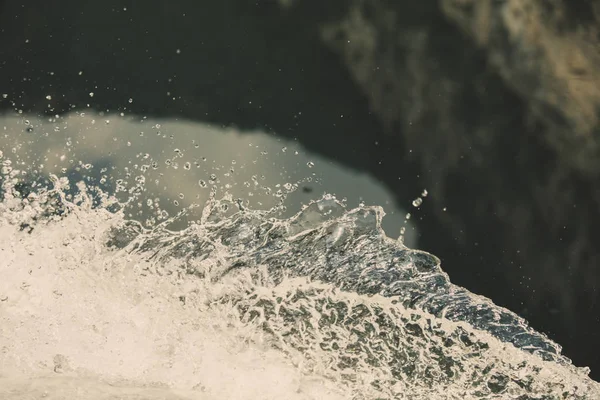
[405,213,411,220]
[412,197,423,207]
[307,161,314,168]
[209,174,217,182]
[46,95,52,100]
[183,162,191,170]
[198,180,207,188]
[89,92,94,97]
[421,189,428,197]
[128,98,133,103]
[282,147,287,152]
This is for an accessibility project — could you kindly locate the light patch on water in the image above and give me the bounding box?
[0,111,418,246]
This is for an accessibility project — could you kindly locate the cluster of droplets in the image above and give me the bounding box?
[399,189,428,245]
[1,107,329,235]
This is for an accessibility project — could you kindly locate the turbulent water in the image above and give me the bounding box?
[0,112,599,399]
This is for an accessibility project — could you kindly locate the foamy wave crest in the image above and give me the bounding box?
[1,159,599,399]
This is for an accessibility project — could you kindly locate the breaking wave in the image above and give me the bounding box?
[1,149,599,399]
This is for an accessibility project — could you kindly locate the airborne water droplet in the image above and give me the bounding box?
[307,161,314,168]
[412,197,423,207]
[198,180,207,188]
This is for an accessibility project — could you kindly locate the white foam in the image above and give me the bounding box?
[0,207,349,399]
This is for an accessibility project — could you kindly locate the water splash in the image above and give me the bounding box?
[1,162,597,398]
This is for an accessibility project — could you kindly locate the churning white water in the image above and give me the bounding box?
[0,111,599,399]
